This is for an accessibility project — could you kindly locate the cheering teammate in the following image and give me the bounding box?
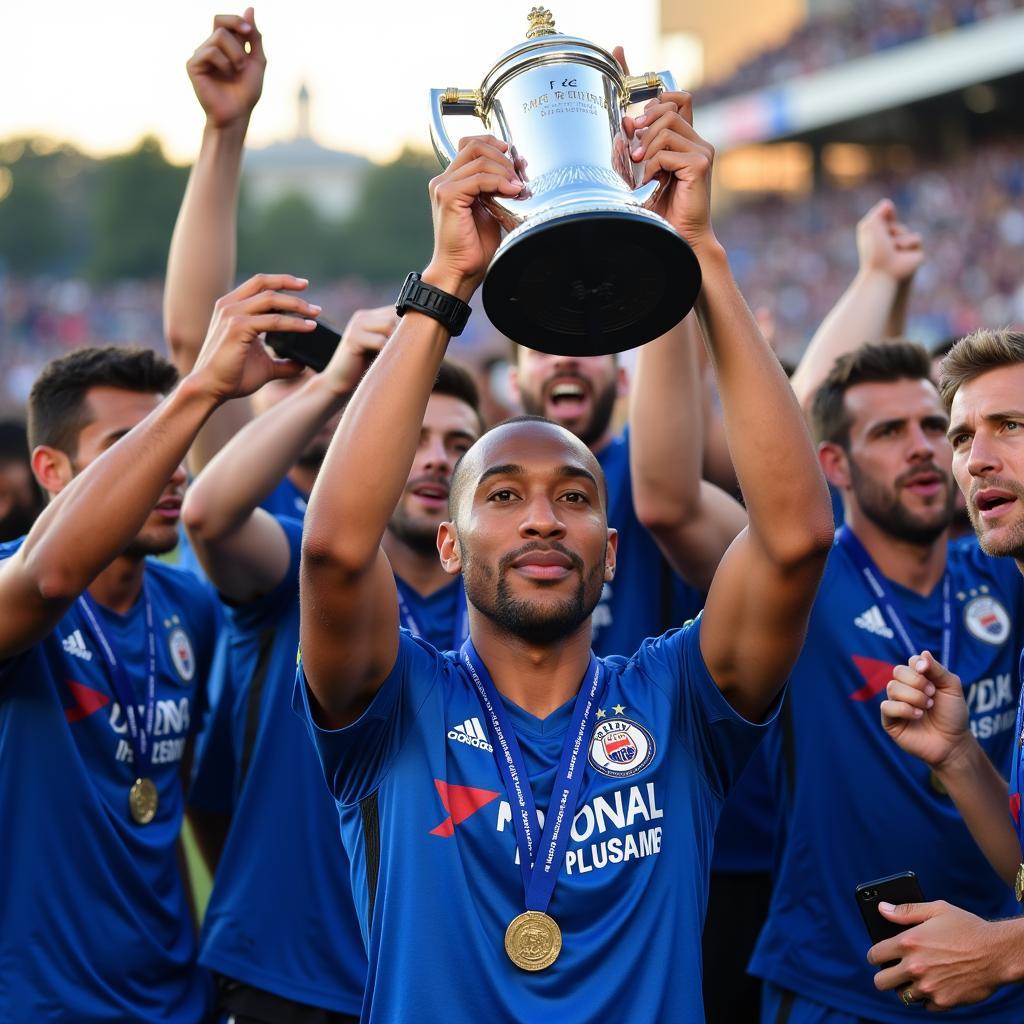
[296,87,833,1023]
[181,309,482,1021]
[0,275,316,1019]
[869,330,1024,1009]
[749,342,1024,1023]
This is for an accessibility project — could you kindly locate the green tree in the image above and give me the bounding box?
[89,136,188,281]
[339,148,437,284]
[238,190,333,280]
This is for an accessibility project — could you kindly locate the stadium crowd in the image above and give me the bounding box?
[695,0,1024,103]
[2,8,1024,1024]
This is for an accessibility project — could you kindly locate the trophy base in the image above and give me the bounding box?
[482,207,701,356]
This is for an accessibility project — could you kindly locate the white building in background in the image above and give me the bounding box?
[243,84,371,219]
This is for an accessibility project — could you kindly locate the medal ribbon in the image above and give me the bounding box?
[460,640,605,911]
[397,577,469,651]
[836,526,955,669]
[1011,651,1024,860]
[78,585,157,775]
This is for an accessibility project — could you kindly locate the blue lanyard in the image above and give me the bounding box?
[460,640,605,911]
[397,577,469,651]
[1012,651,1024,857]
[78,586,157,774]
[836,526,954,670]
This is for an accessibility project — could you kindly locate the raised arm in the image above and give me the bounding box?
[789,198,923,408]
[632,90,833,719]
[0,275,313,662]
[183,307,396,603]
[299,137,520,727]
[882,651,1020,886]
[164,9,272,473]
[630,313,747,592]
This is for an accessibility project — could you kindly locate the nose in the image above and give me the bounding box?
[170,461,187,490]
[966,432,1001,480]
[420,434,452,475]
[906,422,936,463]
[519,493,566,540]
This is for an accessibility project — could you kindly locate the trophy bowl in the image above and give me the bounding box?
[430,7,701,356]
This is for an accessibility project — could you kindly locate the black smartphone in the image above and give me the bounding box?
[856,871,925,948]
[265,317,342,373]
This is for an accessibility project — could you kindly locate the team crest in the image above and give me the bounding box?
[963,595,1010,646]
[168,628,195,682]
[589,718,655,778]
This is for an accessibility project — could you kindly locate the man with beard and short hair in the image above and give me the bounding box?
[0,276,314,1018]
[869,329,1024,1011]
[749,340,1024,1024]
[295,92,833,1022]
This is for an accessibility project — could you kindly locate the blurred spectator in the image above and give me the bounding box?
[0,419,43,542]
[717,137,1024,358]
[696,0,1024,103]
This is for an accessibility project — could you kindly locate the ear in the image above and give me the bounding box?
[615,364,629,400]
[818,441,850,490]
[604,527,618,582]
[507,363,522,408]
[437,520,462,576]
[31,445,73,498]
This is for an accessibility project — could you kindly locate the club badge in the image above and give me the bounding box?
[168,627,195,682]
[588,717,655,779]
[963,595,1010,646]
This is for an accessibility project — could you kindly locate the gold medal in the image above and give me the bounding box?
[1016,863,1024,904]
[504,911,561,971]
[129,777,158,825]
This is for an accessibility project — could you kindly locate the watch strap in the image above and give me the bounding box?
[395,272,472,337]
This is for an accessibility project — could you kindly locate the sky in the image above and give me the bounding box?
[0,0,661,165]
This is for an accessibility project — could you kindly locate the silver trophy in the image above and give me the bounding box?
[430,7,700,355]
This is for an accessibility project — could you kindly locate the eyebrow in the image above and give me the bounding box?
[475,463,600,490]
[948,410,1024,441]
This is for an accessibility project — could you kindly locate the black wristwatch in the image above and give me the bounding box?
[395,272,472,337]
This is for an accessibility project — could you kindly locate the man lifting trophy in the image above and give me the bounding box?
[430,7,702,354]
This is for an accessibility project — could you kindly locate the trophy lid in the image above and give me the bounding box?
[479,7,623,105]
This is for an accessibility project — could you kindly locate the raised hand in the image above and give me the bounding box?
[190,274,318,400]
[325,306,400,395]
[880,650,971,768]
[425,135,522,297]
[187,7,266,130]
[625,89,716,250]
[856,198,924,282]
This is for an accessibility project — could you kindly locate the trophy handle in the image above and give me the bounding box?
[430,88,485,168]
[623,71,679,211]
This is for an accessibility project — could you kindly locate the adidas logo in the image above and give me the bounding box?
[854,606,894,639]
[447,717,494,753]
[62,629,93,661]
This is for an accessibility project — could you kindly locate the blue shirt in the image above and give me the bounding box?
[198,517,366,1014]
[751,536,1024,1023]
[395,575,467,653]
[188,476,308,815]
[0,541,215,1022]
[295,618,777,1023]
[592,429,704,658]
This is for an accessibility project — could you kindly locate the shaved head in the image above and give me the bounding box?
[448,415,607,523]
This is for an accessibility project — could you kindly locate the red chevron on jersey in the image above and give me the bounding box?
[64,680,111,723]
[429,780,500,837]
[850,656,896,702]
[1011,792,1021,828]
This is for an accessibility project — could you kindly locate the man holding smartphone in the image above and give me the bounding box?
[874,329,1024,1011]
[747,341,1024,1024]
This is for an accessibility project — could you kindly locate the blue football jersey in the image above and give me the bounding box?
[295,617,777,1023]
[395,575,468,653]
[751,535,1024,1022]
[593,429,705,658]
[198,517,366,1014]
[0,540,215,1021]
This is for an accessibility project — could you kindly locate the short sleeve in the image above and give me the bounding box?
[634,614,784,799]
[292,632,444,806]
[226,515,304,634]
